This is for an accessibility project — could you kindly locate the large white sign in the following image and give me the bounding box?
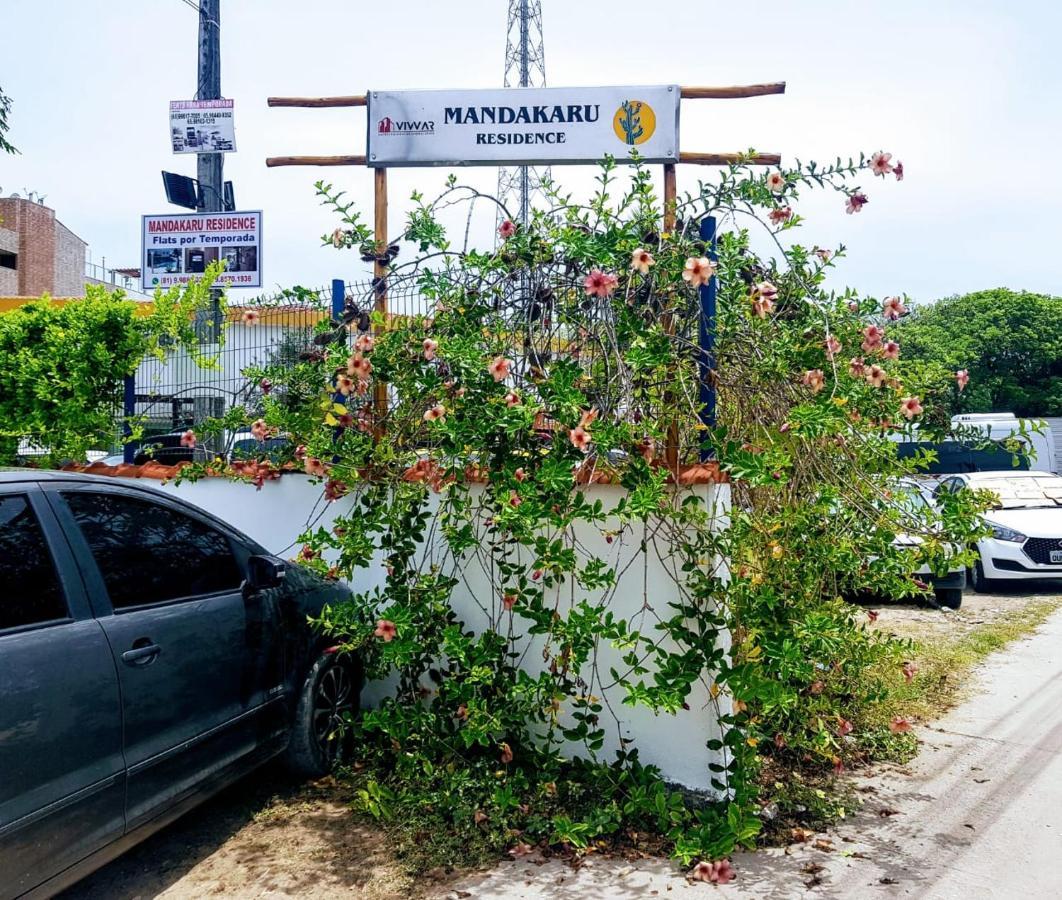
[367,85,680,167]
[141,211,262,291]
[170,99,236,154]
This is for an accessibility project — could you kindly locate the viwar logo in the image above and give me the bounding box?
[377,116,434,136]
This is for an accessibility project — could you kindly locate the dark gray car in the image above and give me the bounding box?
[0,471,360,899]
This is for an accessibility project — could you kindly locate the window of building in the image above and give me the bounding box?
[0,251,16,270]
[0,495,68,631]
[63,492,243,609]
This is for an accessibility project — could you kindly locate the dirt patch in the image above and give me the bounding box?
[61,765,422,900]
[868,583,1062,643]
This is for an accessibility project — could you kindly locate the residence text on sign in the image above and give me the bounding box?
[141,211,262,291]
[367,85,680,167]
[170,99,236,154]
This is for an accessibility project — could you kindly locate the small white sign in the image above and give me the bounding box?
[170,99,236,154]
[367,85,680,167]
[141,211,262,291]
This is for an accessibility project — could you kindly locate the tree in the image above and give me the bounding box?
[0,85,17,155]
[897,289,1062,416]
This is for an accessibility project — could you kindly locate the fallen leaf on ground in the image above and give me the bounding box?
[813,839,835,852]
[878,807,901,817]
[791,827,815,843]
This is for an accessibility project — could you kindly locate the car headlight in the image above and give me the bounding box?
[985,520,1027,543]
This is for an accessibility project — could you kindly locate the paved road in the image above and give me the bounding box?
[445,604,1062,899]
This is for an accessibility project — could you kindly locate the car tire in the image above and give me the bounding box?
[285,652,360,779]
[970,558,995,593]
[934,587,963,610]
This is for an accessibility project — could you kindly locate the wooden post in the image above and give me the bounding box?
[663,163,677,233]
[663,163,680,475]
[373,168,389,431]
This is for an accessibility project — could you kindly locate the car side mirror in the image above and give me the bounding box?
[246,554,286,591]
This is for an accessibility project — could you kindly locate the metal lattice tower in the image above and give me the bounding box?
[496,0,551,228]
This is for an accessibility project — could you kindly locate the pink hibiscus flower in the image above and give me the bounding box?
[838,718,854,736]
[180,429,196,449]
[569,425,591,452]
[956,369,970,392]
[882,340,900,360]
[630,248,654,274]
[870,151,894,176]
[846,192,869,214]
[423,404,446,423]
[902,661,918,683]
[894,161,905,181]
[241,308,260,326]
[498,219,517,239]
[803,369,826,394]
[825,335,842,359]
[691,859,736,884]
[766,171,786,193]
[682,257,716,288]
[882,296,908,320]
[899,396,924,419]
[889,715,912,733]
[355,333,375,353]
[504,390,520,408]
[251,418,271,441]
[488,356,511,382]
[514,467,527,482]
[374,619,397,642]
[769,206,793,226]
[583,269,619,298]
[861,324,884,352]
[347,353,372,380]
[336,374,355,396]
[865,364,887,388]
[849,357,866,377]
[304,456,327,478]
[422,338,438,361]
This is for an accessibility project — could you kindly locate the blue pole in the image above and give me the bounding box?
[331,278,345,321]
[698,216,718,461]
[122,374,136,464]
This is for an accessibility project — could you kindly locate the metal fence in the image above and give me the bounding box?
[120,220,719,466]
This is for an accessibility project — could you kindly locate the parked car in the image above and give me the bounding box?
[894,480,967,609]
[934,470,1062,591]
[0,471,359,899]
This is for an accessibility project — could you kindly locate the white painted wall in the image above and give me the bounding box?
[140,473,731,792]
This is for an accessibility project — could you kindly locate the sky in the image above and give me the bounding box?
[2,0,1061,303]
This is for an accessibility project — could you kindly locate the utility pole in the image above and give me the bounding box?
[196,0,222,215]
[195,0,222,348]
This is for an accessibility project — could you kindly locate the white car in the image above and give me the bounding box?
[934,471,1062,590]
[896,481,967,609]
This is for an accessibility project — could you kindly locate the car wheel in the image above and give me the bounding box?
[934,587,963,610]
[285,652,360,779]
[970,558,995,593]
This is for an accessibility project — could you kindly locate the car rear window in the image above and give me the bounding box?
[0,495,68,630]
[63,491,244,609]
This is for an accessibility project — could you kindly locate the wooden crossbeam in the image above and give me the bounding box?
[267,95,367,108]
[266,155,367,167]
[680,152,781,166]
[265,83,786,109]
[680,83,785,99]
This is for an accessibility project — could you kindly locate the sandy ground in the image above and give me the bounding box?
[62,584,1062,899]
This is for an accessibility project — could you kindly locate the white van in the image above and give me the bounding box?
[950,414,1056,473]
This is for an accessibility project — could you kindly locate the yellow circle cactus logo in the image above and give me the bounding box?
[613,100,656,146]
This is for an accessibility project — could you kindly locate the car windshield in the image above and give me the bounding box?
[974,475,1062,509]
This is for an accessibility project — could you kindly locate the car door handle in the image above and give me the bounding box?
[122,640,161,667]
